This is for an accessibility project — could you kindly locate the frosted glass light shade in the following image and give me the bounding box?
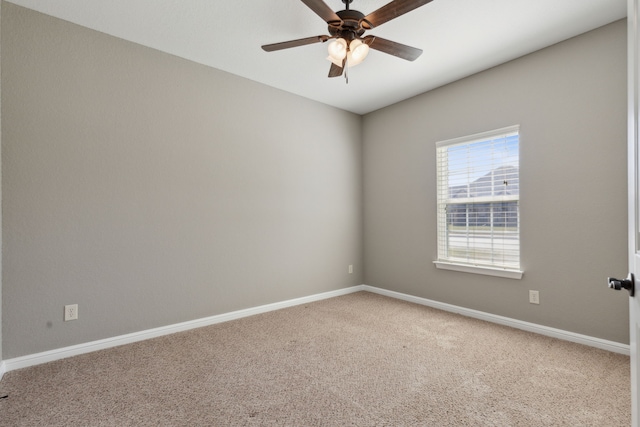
[347,39,369,67]
[327,38,347,66]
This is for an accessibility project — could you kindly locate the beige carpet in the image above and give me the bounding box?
[0,292,630,426]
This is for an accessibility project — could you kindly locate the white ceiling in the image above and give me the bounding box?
[7,0,627,115]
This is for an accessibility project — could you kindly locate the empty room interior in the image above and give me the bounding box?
[0,0,635,425]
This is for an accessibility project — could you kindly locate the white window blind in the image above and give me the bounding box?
[435,126,520,275]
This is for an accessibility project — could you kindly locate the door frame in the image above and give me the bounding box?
[628,1,639,425]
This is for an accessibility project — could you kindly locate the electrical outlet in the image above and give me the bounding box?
[348,265,353,274]
[64,304,78,321]
[529,290,540,305]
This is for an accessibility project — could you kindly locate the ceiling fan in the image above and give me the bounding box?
[261,0,433,79]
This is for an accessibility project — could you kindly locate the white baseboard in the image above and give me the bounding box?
[0,283,629,376]
[362,285,630,355]
[2,285,366,373]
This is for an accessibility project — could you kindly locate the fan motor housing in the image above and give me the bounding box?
[328,9,368,40]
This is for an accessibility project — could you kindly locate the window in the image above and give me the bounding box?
[435,126,522,279]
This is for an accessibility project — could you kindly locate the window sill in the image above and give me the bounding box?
[433,261,523,280]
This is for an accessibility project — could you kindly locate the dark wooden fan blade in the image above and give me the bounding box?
[364,35,422,61]
[262,35,329,52]
[362,0,433,29]
[301,0,342,24]
[328,62,344,78]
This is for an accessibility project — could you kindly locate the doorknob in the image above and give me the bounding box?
[607,273,635,296]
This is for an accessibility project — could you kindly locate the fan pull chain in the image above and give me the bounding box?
[344,58,349,84]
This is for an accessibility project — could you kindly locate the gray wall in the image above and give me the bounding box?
[1,3,363,359]
[363,20,629,343]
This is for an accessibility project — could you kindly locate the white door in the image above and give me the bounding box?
[628,1,640,425]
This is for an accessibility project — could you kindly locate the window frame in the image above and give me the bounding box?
[433,125,523,280]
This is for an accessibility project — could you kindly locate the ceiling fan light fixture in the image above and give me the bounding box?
[347,38,369,67]
[327,38,347,63]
